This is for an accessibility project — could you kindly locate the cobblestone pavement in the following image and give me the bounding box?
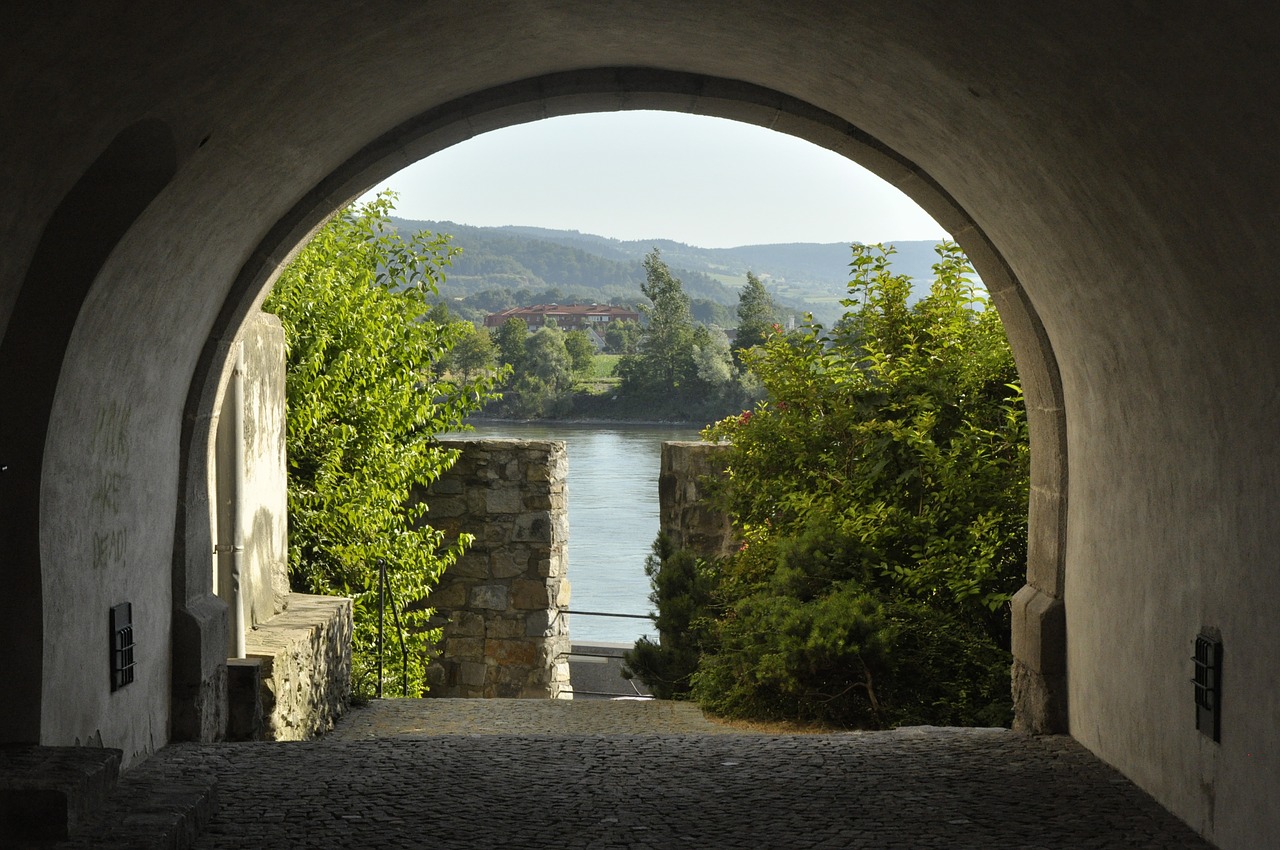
[327,696,738,738]
[131,699,1216,850]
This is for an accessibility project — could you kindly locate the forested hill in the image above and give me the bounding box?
[492,224,943,286]
[390,218,744,309]
[390,216,948,326]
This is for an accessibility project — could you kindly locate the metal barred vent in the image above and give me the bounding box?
[110,602,136,692]
[1192,633,1221,742]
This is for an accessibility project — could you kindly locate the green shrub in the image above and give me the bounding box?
[666,242,1027,727]
[265,195,500,699]
[623,534,718,699]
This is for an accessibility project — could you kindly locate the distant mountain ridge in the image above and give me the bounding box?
[390,217,950,325]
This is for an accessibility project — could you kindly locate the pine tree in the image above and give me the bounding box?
[734,270,777,354]
[618,250,697,395]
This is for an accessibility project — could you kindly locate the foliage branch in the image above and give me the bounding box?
[264,194,501,699]
[633,242,1029,728]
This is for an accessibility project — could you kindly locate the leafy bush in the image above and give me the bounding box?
[629,242,1027,727]
[264,195,500,699]
[689,523,1013,727]
[623,534,718,699]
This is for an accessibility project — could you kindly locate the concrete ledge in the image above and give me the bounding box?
[1010,584,1068,734]
[1011,584,1066,675]
[0,746,121,843]
[171,594,229,743]
[568,642,652,700]
[242,593,352,741]
[62,748,218,850]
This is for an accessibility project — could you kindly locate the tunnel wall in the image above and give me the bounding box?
[209,311,291,635]
[1,4,1277,845]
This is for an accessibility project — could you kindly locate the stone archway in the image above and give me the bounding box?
[173,68,1067,736]
[12,7,1279,845]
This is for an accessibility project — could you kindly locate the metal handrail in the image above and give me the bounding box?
[376,560,410,699]
[565,609,654,620]
[377,563,384,699]
[389,574,409,698]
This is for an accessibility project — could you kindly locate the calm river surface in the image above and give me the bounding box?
[444,421,700,645]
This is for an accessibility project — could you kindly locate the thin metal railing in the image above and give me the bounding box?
[376,559,410,699]
[375,603,655,699]
[564,609,655,620]
[572,688,651,698]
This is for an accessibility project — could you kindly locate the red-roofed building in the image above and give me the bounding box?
[483,303,641,331]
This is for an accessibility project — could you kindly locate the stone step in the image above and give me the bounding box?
[328,696,732,739]
[568,641,653,699]
[59,747,217,850]
[0,746,122,844]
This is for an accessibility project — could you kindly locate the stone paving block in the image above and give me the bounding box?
[60,679,1217,849]
[176,700,1214,850]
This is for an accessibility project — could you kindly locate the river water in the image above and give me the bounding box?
[443,422,701,645]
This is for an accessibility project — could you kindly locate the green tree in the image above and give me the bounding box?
[442,322,498,384]
[263,195,500,699]
[634,242,1028,727]
[604,318,641,354]
[690,325,734,396]
[707,243,1027,625]
[504,325,574,419]
[617,250,697,396]
[493,317,528,373]
[734,271,778,356]
[524,325,572,388]
[564,329,595,376]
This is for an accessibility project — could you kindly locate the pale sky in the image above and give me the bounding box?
[360,111,948,249]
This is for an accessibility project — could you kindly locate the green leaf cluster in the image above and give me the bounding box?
[613,250,761,420]
[635,242,1028,727]
[263,194,501,699]
[622,534,718,699]
[733,270,779,355]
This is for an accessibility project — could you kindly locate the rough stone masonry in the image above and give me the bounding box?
[419,439,572,699]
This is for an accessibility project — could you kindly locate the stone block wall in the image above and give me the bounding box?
[420,439,572,699]
[659,441,737,560]
[237,593,353,740]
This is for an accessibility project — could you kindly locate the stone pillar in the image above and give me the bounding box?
[1011,585,1067,733]
[236,312,291,622]
[658,441,737,560]
[421,440,571,699]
